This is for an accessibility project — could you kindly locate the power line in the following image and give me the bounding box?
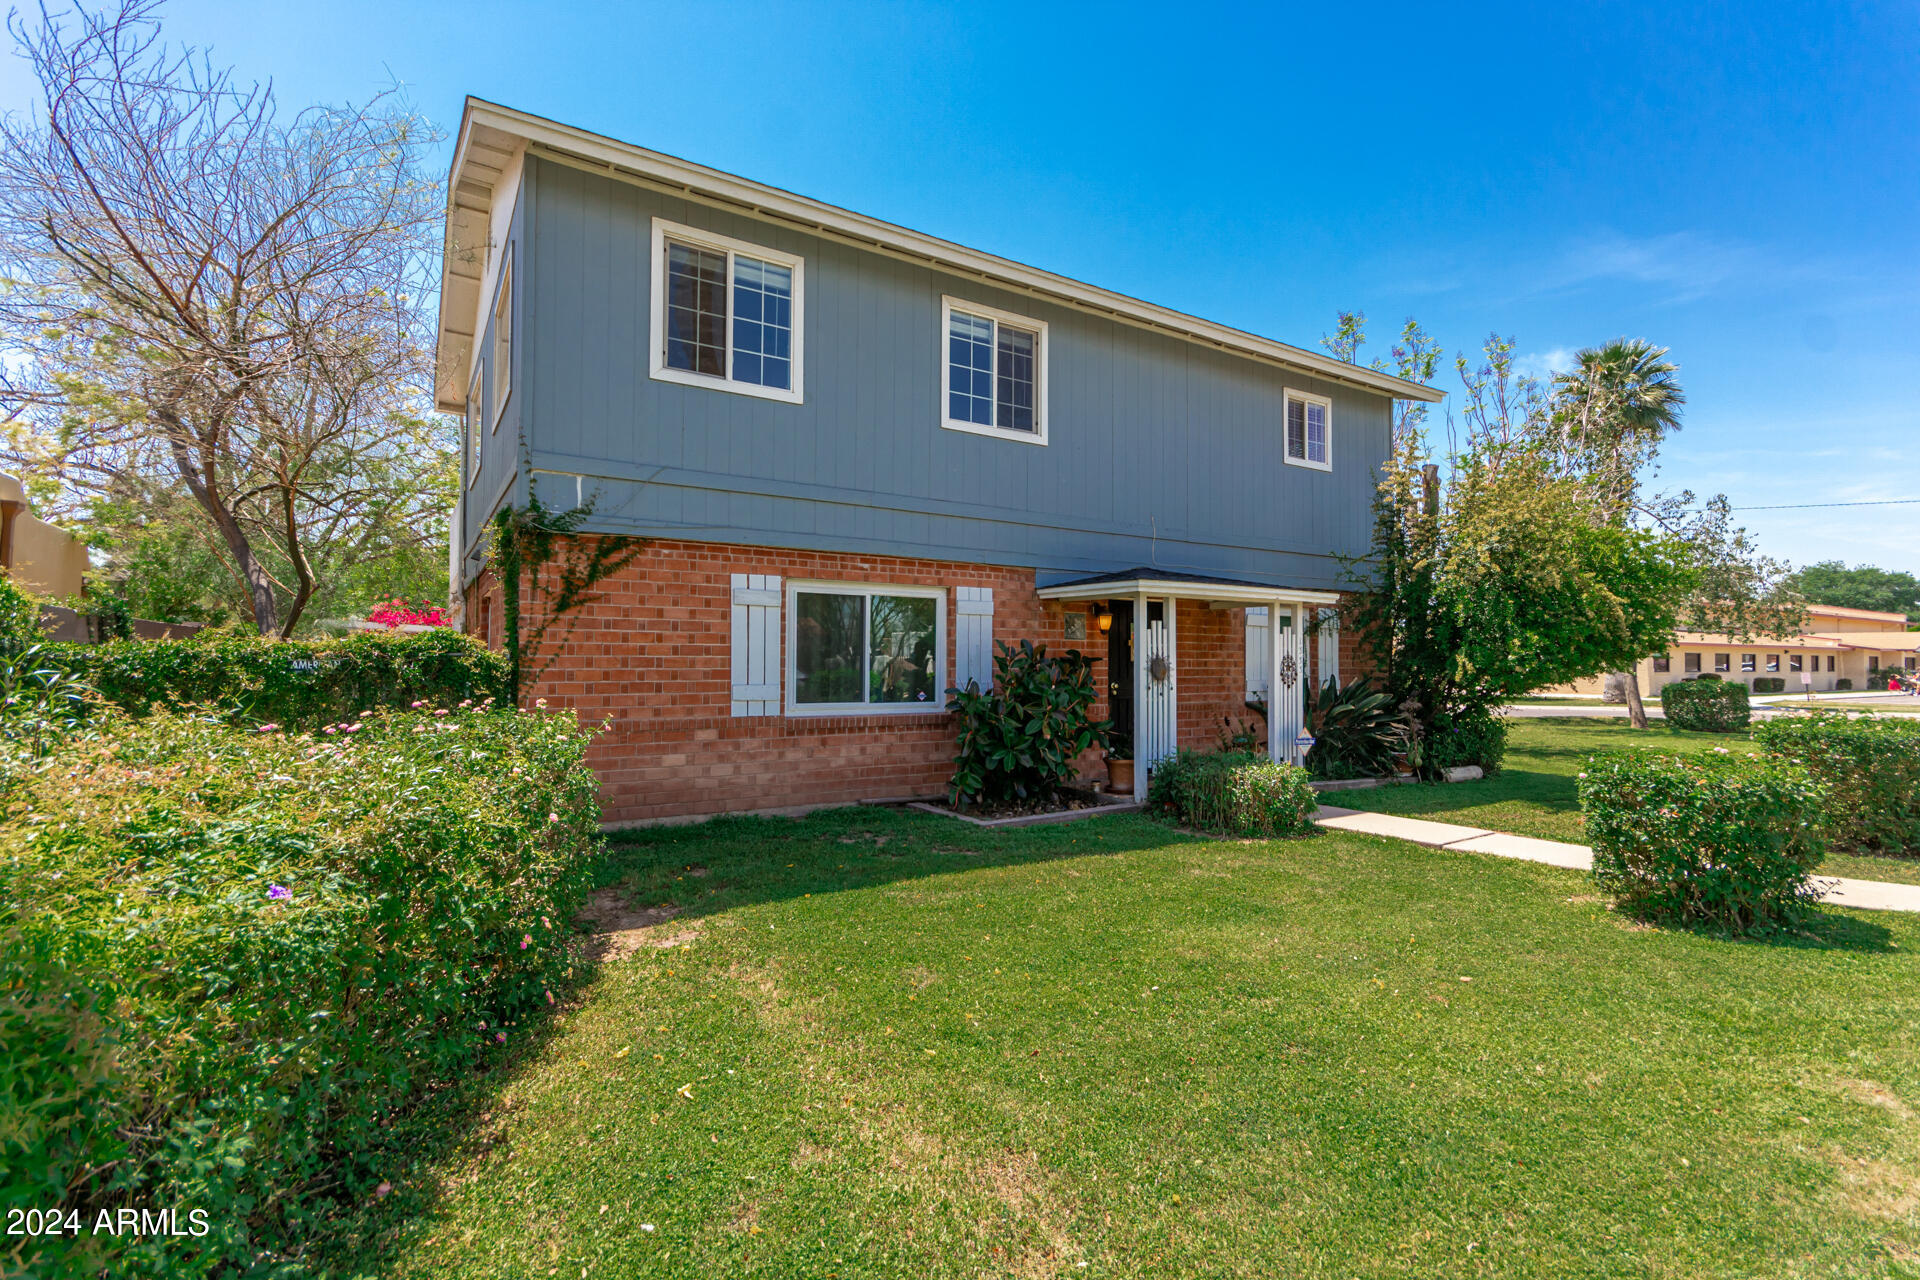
[1730,498,1920,511]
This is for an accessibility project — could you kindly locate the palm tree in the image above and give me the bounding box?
[1552,340,1686,518]
[1552,340,1686,728]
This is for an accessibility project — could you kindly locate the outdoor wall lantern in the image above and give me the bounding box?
[1096,608,1113,633]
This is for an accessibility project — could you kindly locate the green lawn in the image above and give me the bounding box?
[363,806,1920,1279]
[1332,717,1920,887]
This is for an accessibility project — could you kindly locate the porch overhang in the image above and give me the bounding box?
[1035,568,1340,608]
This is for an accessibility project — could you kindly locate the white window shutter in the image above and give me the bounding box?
[730,573,781,715]
[955,586,994,693]
[1245,606,1270,702]
[1316,607,1340,690]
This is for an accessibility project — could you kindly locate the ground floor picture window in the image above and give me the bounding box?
[1684,652,1701,673]
[791,585,942,712]
[1714,653,1730,673]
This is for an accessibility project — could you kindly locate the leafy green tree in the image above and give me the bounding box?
[1785,561,1920,622]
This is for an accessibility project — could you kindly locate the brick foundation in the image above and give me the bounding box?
[465,538,1313,824]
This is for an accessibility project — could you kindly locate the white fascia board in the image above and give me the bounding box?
[1035,579,1342,606]
[451,97,1447,406]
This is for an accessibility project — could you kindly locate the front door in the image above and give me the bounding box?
[1106,601,1134,757]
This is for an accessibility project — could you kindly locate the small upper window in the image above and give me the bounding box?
[649,218,803,404]
[491,248,513,428]
[941,297,1047,444]
[1284,390,1332,471]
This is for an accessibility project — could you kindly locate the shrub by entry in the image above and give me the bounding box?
[1579,749,1826,931]
[1149,749,1319,838]
[1754,713,1920,854]
[947,640,1109,809]
[1659,678,1751,732]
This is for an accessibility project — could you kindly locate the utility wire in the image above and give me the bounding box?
[1729,498,1920,511]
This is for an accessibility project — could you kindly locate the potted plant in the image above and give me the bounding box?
[1104,730,1134,794]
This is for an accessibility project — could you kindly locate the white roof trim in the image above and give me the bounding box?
[438,98,1447,409]
[1037,578,1341,606]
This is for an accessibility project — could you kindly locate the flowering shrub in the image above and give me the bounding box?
[365,597,449,628]
[49,627,508,728]
[1149,749,1319,838]
[1754,713,1920,853]
[0,703,601,1277]
[1659,679,1751,732]
[1579,748,1826,931]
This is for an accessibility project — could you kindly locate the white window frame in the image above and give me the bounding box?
[649,217,805,405]
[465,365,483,490]
[1282,388,1333,472]
[490,245,513,431]
[784,580,946,718]
[939,296,1048,446]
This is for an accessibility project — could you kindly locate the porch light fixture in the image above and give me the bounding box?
[1095,608,1113,633]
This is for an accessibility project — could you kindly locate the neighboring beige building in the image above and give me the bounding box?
[0,471,86,598]
[1557,604,1920,696]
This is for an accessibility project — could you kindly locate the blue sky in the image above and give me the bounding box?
[3,1,1916,571]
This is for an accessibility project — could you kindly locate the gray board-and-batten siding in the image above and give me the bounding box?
[480,154,1392,592]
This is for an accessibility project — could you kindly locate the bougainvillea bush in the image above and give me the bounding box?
[1754,713,1920,854]
[0,703,602,1278]
[49,627,508,728]
[1579,748,1826,932]
[365,597,450,628]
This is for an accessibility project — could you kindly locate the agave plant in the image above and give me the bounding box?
[1305,677,1410,780]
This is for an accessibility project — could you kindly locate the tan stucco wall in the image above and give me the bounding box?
[9,511,86,598]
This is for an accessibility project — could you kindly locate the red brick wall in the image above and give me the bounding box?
[473,537,1353,823]
[494,540,1135,824]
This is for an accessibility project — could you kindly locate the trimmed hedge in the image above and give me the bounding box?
[1,704,601,1277]
[49,628,510,728]
[1149,749,1318,838]
[1659,678,1751,732]
[1753,676,1786,694]
[1755,714,1920,853]
[1579,748,1826,931]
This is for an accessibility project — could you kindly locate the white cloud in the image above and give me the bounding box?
[1514,347,1577,380]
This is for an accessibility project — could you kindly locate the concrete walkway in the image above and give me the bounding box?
[1313,805,1920,915]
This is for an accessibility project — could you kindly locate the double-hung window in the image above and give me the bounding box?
[649,218,804,404]
[787,582,945,716]
[1283,389,1332,471]
[941,297,1047,444]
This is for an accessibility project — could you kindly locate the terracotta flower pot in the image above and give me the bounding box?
[1105,756,1135,794]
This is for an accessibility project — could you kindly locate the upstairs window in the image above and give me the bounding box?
[1284,390,1332,471]
[649,218,804,404]
[465,367,482,490]
[941,297,1047,444]
[491,248,513,427]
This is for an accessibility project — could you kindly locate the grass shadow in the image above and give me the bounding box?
[592,804,1203,929]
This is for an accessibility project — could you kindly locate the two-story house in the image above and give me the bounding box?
[436,99,1443,825]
